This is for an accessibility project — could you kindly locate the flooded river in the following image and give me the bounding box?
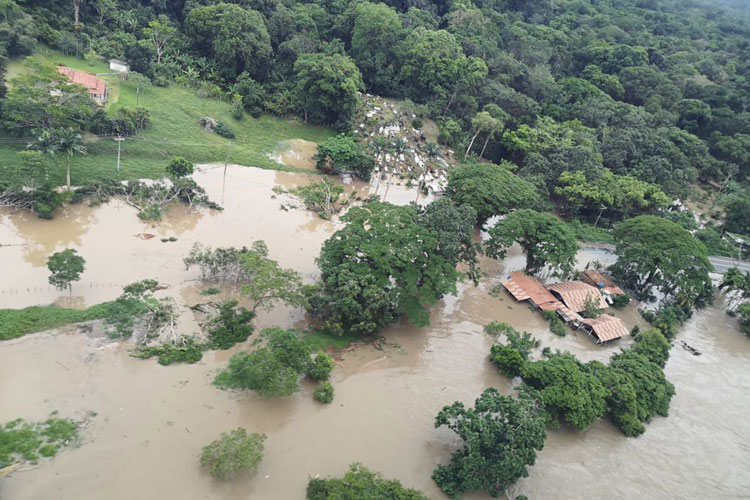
[1,165,749,499]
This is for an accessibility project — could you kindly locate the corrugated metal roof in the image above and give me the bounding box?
[502,272,560,309]
[582,315,628,342]
[57,66,107,96]
[547,281,608,312]
[581,270,625,296]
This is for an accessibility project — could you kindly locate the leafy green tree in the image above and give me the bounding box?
[294,53,363,129]
[632,328,671,368]
[611,216,713,307]
[417,197,480,284]
[165,156,194,179]
[723,195,750,235]
[520,354,608,430]
[141,16,176,64]
[465,111,503,157]
[350,2,402,95]
[206,299,255,350]
[432,387,546,499]
[47,249,85,292]
[214,348,299,397]
[200,428,265,481]
[444,162,540,225]
[308,202,464,335]
[489,344,525,377]
[486,209,579,276]
[185,4,272,81]
[307,463,428,499]
[239,241,307,314]
[399,28,466,101]
[313,382,334,403]
[315,134,374,180]
[306,353,334,381]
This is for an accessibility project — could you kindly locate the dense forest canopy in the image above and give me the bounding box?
[1,0,749,203]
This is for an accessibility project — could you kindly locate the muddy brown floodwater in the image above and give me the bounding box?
[1,165,749,499]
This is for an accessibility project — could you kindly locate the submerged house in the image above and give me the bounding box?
[501,272,583,325]
[581,314,628,343]
[57,66,108,105]
[581,269,625,303]
[547,280,608,313]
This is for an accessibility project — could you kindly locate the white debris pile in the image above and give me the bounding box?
[352,93,457,194]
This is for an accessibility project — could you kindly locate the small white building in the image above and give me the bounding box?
[109,59,130,74]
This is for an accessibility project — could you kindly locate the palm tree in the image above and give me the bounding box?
[55,128,87,191]
[28,130,60,182]
[416,142,442,202]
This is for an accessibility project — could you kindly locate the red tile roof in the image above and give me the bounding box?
[582,315,628,342]
[581,270,625,296]
[502,271,560,309]
[57,66,107,96]
[547,280,608,312]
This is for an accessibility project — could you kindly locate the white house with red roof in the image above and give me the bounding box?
[57,66,108,105]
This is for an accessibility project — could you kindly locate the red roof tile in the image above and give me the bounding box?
[57,66,107,96]
[502,271,560,309]
[581,270,625,295]
[547,281,608,312]
[582,315,628,342]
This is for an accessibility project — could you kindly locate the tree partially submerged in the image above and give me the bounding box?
[307,201,477,335]
[432,387,546,499]
[184,241,306,313]
[611,215,713,307]
[486,209,579,276]
[200,428,265,481]
[308,463,428,500]
[47,249,85,292]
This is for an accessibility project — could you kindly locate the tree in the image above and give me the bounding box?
[308,202,465,335]
[418,197,481,284]
[315,134,374,180]
[465,111,503,157]
[486,210,579,276]
[214,327,312,397]
[432,387,546,499]
[444,162,540,226]
[294,53,363,129]
[141,16,176,64]
[308,463,428,500]
[350,2,402,95]
[200,428,265,481]
[632,328,671,368]
[723,195,750,235]
[520,353,608,430]
[165,156,193,179]
[185,4,272,81]
[47,249,85,292]
[399,28,466,101]
[53,128,87,191]
[205,299,255,350]
[611,216,713,307]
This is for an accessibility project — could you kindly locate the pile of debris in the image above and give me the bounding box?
[352,94,456,194]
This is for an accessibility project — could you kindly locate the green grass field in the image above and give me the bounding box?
[2,49,333,186]
[0,302,116,340]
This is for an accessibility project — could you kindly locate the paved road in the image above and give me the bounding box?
[580,245,750,275]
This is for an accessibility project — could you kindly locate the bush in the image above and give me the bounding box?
[207,299,255,350]
[200,428,265,481]
[411,117,423,129]
[1,417,79,467]
[306,353,334,381]
[611,293,631,308]
[165,157,194,179]
[489,344,525,377]
[632,328,671,367]
[313,382,334,403]
[214,121,236,139]
[542,310,567,336]
[307,463,427,499]
[131,340,206,365]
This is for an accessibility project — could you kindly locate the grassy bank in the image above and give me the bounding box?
[303,330,361,351]
[0,302,115,340]
[2,49,333,186]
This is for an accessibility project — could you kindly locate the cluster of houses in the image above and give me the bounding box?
[502,269,629,344]
[54,59,130,106]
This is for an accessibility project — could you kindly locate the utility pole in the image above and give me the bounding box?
[222,140,232,203]
[115,136,125,172]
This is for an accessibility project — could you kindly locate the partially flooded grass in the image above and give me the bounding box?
[0,302,115,340]
[0,416,79,468]
[302,330,362,351]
